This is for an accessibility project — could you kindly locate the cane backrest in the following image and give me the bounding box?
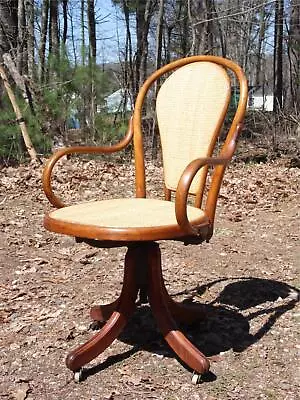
[133,56,248,206]
[157,62,230,194]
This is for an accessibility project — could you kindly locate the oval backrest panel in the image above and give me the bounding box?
[156,61,231,195]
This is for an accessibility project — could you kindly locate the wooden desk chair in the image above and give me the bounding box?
[42,56,248,383]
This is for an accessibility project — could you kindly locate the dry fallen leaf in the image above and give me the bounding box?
[13,383,30,400]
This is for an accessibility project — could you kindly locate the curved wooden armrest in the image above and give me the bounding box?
[42,118,133,208]
[175,157,229,237]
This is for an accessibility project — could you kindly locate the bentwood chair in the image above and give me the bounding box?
[42,56,248,383]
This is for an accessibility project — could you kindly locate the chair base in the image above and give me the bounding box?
[66,242,210,376]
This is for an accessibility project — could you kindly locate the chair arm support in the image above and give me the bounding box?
[203,122,244,224]
[42,118,133,208]
[175,157,229,237]
[220,122,243,159]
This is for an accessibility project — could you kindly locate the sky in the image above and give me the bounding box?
[95,0,128,63]
[58,0,135,64]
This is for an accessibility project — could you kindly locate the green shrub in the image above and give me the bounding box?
[0,96,51,164]
[94,113,129,144]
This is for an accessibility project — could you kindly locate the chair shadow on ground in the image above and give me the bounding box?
[82,276,299,381]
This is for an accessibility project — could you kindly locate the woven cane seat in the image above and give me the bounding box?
[44,198,208,242]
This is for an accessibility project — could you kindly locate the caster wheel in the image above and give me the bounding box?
[74,369,84,383]
[191,371,201,385]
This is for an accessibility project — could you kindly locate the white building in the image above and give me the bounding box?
[248,87,275,112]
[104,89,132,113]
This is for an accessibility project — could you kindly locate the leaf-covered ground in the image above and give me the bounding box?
[0,158,299,400]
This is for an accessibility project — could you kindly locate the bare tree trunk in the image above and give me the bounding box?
[62,0,68,45]
[79,0,88,129]
[164,0,186,61]
[140,0,153,84]
[0,65,40,163]
[188,0,209,54]
[255,6,266,87]
[187,0,197,54]
[3,52,35,114]
[81,0,86,65]
[0,0,18,68]
[204,0,214,53]
[87,0,96,137]
[152,0,164,159]
[212,0,226,57]
[287,0,300,109]
[242,13,255,72]
[273,0,284,113]
[135,0,154,97]
[155,0,164,73]
[49,1,59,59]
[17,0,26,74]
[0,0,18,109]
[69,7,77,66]
[87,0,96,60]
[25,0,35,79]
[165,26,172,63]
[0,0,18,62]
[123,0,134,101]
[38,0,49,83]
[180,1,189,56]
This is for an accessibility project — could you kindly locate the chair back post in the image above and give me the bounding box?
[133,64,178,198]
[205,61,248,224]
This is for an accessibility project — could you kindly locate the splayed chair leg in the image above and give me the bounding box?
[161,276,207,325]
[147,243,210,374]
[90,298,120,323]
[89,281,206,325]
[66,247,139,372]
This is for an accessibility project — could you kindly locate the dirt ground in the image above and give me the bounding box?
[0,157,299,400]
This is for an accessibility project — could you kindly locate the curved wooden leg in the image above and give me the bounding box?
[90,298,120,323]
[89,275,206,325]
[66,247,139,372]
[161,280,207,325]
[147,243,210,374]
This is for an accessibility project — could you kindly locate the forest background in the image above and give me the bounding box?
[0,0,299,164]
